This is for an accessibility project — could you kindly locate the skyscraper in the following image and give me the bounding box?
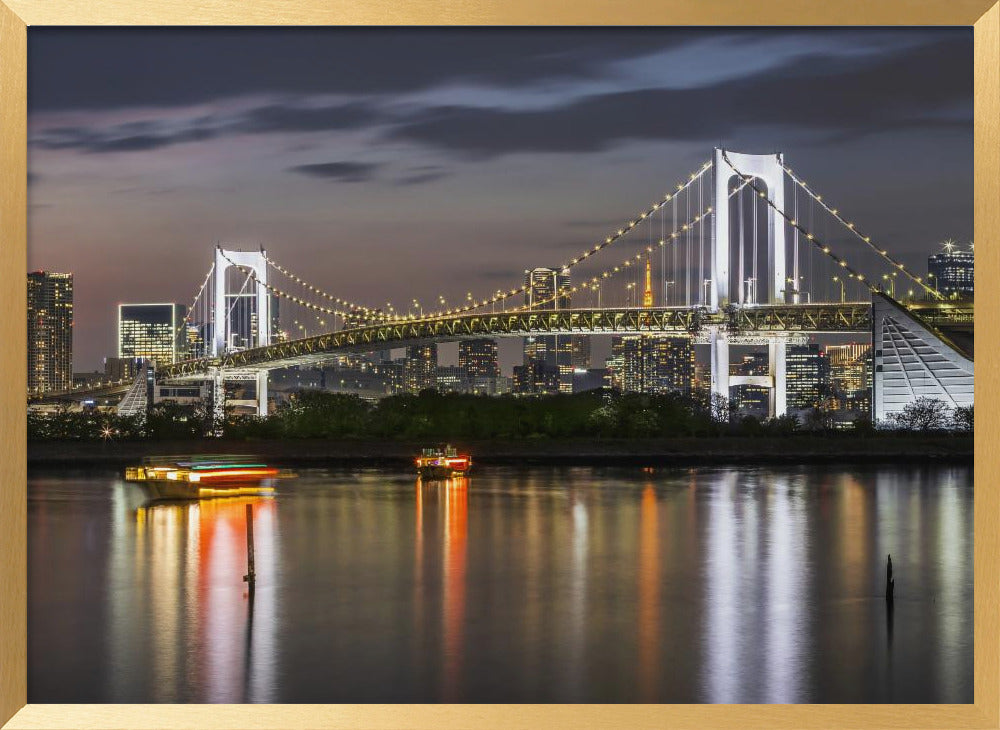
[118,303,187,366]
[618,335,694,395]
[404,343,437,393]
[927,244,974,298]
[27,271,73,394]
[786,343,830,411]
[523,267,573,393]
[570,336,591,370]
[458,338,499,380]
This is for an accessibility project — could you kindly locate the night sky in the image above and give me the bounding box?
[27,28,973,371]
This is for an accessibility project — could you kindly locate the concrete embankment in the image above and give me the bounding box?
[27,435,973,469]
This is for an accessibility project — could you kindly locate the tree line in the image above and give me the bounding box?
[27,389,972,441]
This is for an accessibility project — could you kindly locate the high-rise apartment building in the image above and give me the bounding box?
[118,303,187,366]
[523,267,573,393]
[616,335,694,395]
[404,343,437,393]
[458,338,499,380]
[27,271,73,393]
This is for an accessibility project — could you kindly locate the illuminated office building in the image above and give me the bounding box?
[118,303,186,366]
[927,245,974,298]
[786,343,830,411]
[27,271,73,393]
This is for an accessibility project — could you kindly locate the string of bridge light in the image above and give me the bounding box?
[218,250,371,321]
[425,160,714,320]
[225,200,721,330]
[510,178,755,313]
[253,160,714,324]
[779,161,942,300]
[721,151,884,295]
[261,252,391,319]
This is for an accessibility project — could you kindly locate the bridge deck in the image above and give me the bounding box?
[159,302,916,379]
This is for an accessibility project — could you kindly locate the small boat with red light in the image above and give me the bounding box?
[415,445,471,480]
[124,456,292,500]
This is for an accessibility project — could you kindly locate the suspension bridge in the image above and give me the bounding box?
[33,148,975,425]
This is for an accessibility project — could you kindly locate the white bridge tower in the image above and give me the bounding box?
[709,149,788,419]
[211,246,271,417]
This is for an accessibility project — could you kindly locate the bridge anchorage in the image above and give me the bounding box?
[34,148,971,427]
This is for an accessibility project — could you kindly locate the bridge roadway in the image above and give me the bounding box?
[160,301,929,380]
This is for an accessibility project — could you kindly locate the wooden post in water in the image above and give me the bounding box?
[885,554,894,603]
[243,504,256,593]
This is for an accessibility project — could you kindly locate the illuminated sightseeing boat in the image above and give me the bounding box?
[124,456,291,500]
[415,445,472,480]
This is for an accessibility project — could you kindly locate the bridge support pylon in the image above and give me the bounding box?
[709,327,730,419]
[712,149,786,311]
[709,328,789,421]
[769,335,788,419]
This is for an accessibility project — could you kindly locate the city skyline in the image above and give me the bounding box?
[28,27,972,370]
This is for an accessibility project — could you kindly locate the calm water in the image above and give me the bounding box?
[28,464,973,704]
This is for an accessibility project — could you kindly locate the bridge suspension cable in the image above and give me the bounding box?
[779,161,942,300]
[722,150,886,296]
[387,159,716,322]
[512,176,754,313]
[218,250,360,322]
[260,251,391,320]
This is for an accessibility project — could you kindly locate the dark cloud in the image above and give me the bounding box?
[234,103,378,134]
[393,165,450,186]
[30,101,376,154]
[387,36,972,157]
[28,28,704,112]
[288,161,380,183]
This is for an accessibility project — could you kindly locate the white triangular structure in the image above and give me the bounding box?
[117,364,150,417]
[872,293,974,425]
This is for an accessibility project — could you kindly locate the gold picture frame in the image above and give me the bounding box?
[2,1,997,727]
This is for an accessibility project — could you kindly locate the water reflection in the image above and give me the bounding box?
[637,484,659,701]
[107,492,276,702]
[28,465,973,704]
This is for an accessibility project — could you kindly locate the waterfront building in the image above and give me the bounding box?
[27,271,73,394]
[786,343,830,411]
[118,303,187,367]
[927,244,974,298]
[404,343,437,393]
[458,338,500,380]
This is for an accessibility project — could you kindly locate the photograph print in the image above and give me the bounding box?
[26,27,973,704]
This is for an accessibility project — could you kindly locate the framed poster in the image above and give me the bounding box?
[2,1,997,728]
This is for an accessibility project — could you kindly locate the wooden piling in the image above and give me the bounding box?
[243,503,256,592]
[885,554,894,602]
